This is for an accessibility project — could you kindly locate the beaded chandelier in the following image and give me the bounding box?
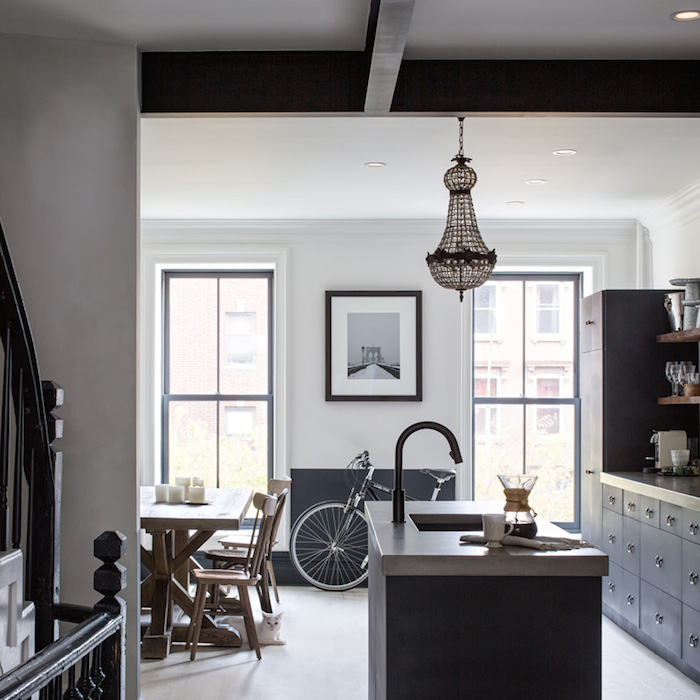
[426,118,497,301]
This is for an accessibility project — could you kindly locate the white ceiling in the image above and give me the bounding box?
[141,116,700,220]
[4,1,700,221]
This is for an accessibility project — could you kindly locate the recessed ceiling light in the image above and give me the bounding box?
[526,179,548,185]
[507,200,525,206]
[670,10,700,21]
[553,149,577,156]
[364,161,386,168]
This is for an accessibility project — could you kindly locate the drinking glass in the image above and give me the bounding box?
[666,361,680,396]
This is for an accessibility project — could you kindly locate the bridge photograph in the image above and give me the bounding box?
[346,311,400,380]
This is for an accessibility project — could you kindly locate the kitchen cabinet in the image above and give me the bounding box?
[579,291,697,547]
[600,473,700,684]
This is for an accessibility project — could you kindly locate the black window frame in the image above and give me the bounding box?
[161,270,274,487]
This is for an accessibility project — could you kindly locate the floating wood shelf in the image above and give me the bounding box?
[657,328,700,343]
[658,395,700,405]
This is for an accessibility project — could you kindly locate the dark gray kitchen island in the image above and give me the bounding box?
[366,500,608,700]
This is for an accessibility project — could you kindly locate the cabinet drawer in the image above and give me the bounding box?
[682,508,700,543]
[603,562,624,614]
[622,516,640,576]
[683,539,700,613]
[640,581,681,657]
[682,604,700,671]
[602,509,623,566]
[603,485,623,514]
[660,502,683,538]
[640,524,682,600]
[640,496,660,528]
[621,570,640,627]
[623,490,641,521]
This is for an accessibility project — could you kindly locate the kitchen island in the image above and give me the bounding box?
[366,500,608,700]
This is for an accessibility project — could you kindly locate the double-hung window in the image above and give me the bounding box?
[472,274,580,529]
[162,271,273,493]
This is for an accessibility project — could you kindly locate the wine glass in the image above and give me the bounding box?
[666,361,680,396]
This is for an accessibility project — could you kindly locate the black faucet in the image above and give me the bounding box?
[393,421,463,523]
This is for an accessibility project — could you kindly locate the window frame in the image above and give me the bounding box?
[472,272,581,531]
[162,270,274,487]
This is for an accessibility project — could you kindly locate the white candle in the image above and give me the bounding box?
[188,486,206,503]
[175,476,191,500]
[168,484,185,503]
[154,484,169,503]
[192,477,204,487]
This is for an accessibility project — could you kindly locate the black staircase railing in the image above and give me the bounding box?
[0,530,127,700]
[0,218,126,698]
[0,219,62,650]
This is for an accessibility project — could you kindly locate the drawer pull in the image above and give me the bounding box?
[690,571,699,586]
[655,555,664,568]
[626,594,634,605]
[608,495,616,505]
[626,542,635,554]
[608,582,615,592]
[645,508,655,519]
[608,533,616,544]
[627,502,636,512]
[690,523,699,536]
[666,514,675,526]
[655,613,663,624]
[585,320,594,326]
[690,634,699,648]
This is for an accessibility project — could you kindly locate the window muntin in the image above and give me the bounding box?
[163,272,273,493]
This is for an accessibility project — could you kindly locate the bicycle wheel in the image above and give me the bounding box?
[290,500,369,591]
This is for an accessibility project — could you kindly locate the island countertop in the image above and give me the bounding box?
[365,500,608,578]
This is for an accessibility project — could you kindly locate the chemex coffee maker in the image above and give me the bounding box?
[650,430,687,472]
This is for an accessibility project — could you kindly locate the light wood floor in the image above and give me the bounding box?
[140,586,700,699]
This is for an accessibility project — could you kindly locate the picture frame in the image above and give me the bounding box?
[326,290,422,401]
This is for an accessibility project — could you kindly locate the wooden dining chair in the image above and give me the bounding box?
[208,475,291,604]
[186,491,277,660]
[205,487,289,611]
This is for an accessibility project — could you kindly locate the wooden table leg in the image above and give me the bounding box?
[141,530,174,659]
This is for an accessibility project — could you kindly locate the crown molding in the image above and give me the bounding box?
[141,217,638,246]
[640,178,700,235]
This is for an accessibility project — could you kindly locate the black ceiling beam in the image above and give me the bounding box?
[393,60,700,114]
[141,54,700,115]
[141,51,371,113]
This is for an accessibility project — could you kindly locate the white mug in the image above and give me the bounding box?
[482,513,514,548]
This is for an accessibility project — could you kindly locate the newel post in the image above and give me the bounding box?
[93,530,127,700]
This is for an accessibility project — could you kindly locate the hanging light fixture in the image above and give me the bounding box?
[426,117,497,301]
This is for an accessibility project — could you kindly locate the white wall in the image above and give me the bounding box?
[641,181,700,290]
[141,218,639,504]
[0,32,139,696]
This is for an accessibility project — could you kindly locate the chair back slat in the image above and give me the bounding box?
[247,493,276,578]
[268,476,291,496]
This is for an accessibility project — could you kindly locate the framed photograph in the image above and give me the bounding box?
[326,291,422,401]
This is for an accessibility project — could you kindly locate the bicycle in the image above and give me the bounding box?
[289,450,456,591]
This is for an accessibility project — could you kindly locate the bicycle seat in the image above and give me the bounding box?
[420,468,457,481]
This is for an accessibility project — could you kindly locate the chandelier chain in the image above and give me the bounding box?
[458,117,464,157]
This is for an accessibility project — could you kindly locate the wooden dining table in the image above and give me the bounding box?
[140,485,253,659]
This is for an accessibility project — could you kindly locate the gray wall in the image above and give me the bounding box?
[0,32,139,696]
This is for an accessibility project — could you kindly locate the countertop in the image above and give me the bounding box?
[365,500,608,578]
[602,471,700,510]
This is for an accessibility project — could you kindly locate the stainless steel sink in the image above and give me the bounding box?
[409,512,482,532]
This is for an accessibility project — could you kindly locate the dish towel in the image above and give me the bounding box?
[459,534,596,550]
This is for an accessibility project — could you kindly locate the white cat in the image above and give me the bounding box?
[257,611,286,645]
[217,611,286,646]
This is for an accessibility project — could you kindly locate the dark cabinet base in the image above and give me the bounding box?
[369,551,602,698]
